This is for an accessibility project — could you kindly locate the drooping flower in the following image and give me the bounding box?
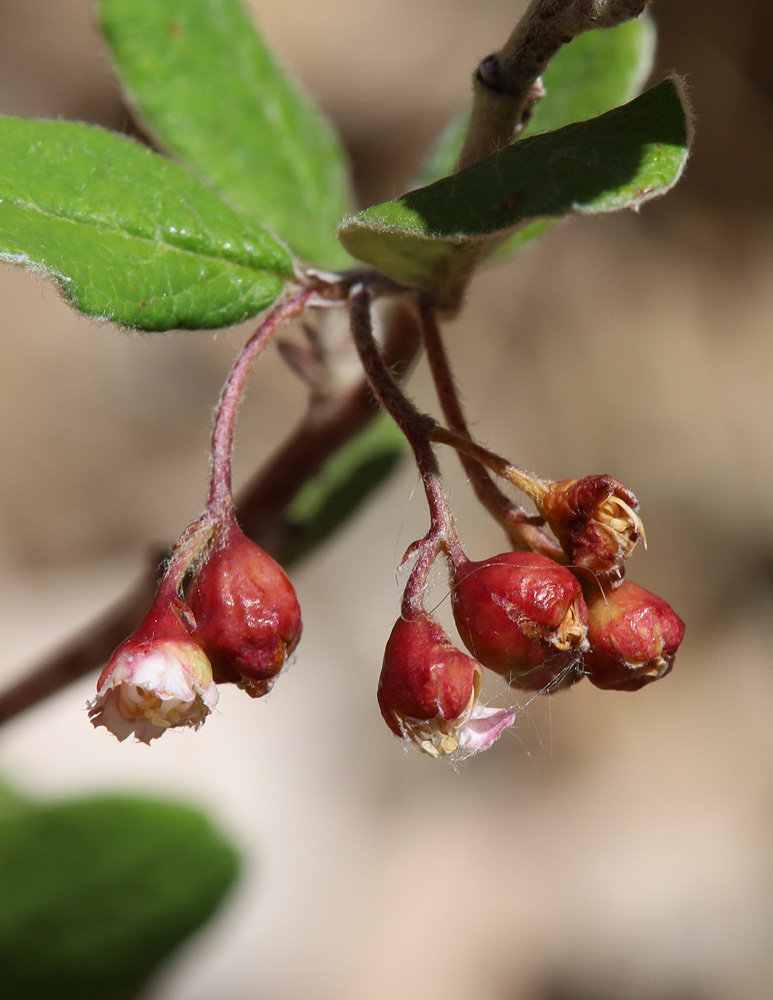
[89,603,218,743]
[378,612,514,758]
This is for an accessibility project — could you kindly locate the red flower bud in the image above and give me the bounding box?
[537,475,644,573]
[451,551,588,692]
[378,613,514,758]
[583,579,685,691]
[188,516,302,698]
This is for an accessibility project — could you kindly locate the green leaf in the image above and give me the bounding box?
[0,793,240,1000]
[0,780,32,823]
[0,117,294,330]
[417,15,657,257]
[525,14,656,138]
[99,0,353,269]
[338,78,691,309]
[283,414,407,566]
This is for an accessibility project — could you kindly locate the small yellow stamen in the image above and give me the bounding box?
[551,602,589,652]
[597,495,646,556]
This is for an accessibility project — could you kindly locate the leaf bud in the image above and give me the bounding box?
[451,551,588,692]
[89,603,218,743]
[378,612,514,758]
[583,578,685,691]
[188,515,302,697]
[537,475,644,573]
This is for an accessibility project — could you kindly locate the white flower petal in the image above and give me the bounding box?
[456,704,516,752]
[88,640,218,743]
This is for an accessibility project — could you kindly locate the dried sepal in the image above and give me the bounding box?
[537,475,645,574]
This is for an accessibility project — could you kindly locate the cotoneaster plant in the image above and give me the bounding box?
[0,0,690,758]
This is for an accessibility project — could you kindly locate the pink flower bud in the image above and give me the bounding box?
[378,613,514,758]
[188,517,302,698]
[89,605,218,743]
[537,475,644,573]
[451,551,588,692]
[584,579,685,691]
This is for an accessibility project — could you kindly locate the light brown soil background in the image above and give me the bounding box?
[1,2,772,998]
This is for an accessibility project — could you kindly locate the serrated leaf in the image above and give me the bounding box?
[99,0,353,269]
[0,117,294,330]
[0,793,240,1000]
[338,79,691,309]
[418,14,657,259]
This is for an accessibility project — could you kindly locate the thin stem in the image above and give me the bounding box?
[160,514,218,596]
[428,425,565,563]
[430,425,547,500]
[237,298,420,553]
[348,285,464,613]
[208,288,316,510]
[416,299,563,559]
[416,300,546,532]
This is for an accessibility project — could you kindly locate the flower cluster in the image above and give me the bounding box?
[377,472,684,760]
[86,288,684,762]
[89,511,301,742]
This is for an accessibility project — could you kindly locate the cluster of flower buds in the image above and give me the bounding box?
[89,511,301,742]
[377,473,684,759]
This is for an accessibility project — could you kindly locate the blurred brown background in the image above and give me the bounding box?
[1,2,773,998]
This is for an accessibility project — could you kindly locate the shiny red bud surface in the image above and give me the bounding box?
[378,614,481,739]
[584,579,684,691]
[189,521,302,697]
[377,612,514,757]
[451,551,588,692]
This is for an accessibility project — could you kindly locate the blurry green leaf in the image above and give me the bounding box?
[418,15,657,257]
[0,793,240,1000]
[338,79,691,308]
[284,414,406,566]
[525,14,656,137]
[0,117,293,330]
[99,0,353,269]
[0,780,32,822]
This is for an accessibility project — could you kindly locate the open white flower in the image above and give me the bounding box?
[89,637,219,744]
